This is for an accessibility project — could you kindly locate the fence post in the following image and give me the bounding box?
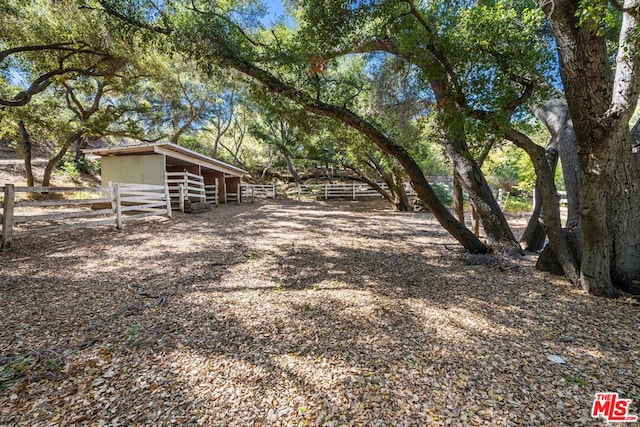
[271,184,276,199]
[179,184,185,213]
[214,178,219,207]
[532,188,537,211]
[200,176,206,203]
[114,183,123,229]
[325,183,328,200]
[251,186,255,203]
[164,183,173,219]
[498,188,504,209]
[108,180,116,217]
[1,184,15,250]
[298,184,301,200]
[352,182,356,200]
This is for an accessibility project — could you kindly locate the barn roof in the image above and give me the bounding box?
[84,142,248,177]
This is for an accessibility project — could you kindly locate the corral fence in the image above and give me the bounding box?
[287,181,545,213]
[1,182,171,250]
[291,182,417,200]
[241,184,276,201]
[166,171,216,212]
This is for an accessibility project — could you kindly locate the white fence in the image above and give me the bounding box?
[531,189,568,209]
[204,183,219,206]
[292,182,417,200]
[166,171,206,209]
[225,183,241,204]
[1,182,171,250]
[166,171,224,211]
[241,184,276,201]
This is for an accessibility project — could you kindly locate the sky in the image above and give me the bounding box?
[261,0,292,26]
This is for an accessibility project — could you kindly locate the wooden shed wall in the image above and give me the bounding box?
[101,154,165,186]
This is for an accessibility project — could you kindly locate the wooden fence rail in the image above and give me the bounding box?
[241,184,276,201]
[292,182,417,200]
[166,171,206,205]
[1,182,171,250]
[225,183,241,204]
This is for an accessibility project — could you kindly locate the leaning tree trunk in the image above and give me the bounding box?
[506,129,579,283]
[18,120,34,187]
[358,152,411,211]
[530,93,580,229]
[519,186,545,251]
[74,136,89,162]
[468,138,495,238]
[520,141,559,251]
[344,164,398,208]
[204,44,488,253]
[283,153,305,186]
[42,131,84,187]
[444,136,517,246]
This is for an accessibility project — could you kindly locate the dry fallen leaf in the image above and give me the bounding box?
[1,199,639,426]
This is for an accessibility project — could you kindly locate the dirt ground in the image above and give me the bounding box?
[1,199,639,426]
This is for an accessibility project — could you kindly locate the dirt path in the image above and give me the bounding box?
[1,199,638,426]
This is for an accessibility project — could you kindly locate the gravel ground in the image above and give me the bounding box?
[1,199,639,426]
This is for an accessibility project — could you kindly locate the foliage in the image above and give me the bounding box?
[432,182,453,206]
[503,196,532,212]
[59,159,81,180]
[483,142,536,194]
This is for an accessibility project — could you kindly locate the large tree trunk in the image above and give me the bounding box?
[18,120,34,187]
[542,0,640,296]
[607,132,640,286]
[519,188,545,252]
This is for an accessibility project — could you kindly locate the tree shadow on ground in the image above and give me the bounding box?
[1,199,638,425]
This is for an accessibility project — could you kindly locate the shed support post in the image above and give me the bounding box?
[114,183,123,229]
[237,183,241,205]
[164,183,173,219]
[179,184,185,213]
[214,178,219,207]
[108,181,116,222]
[2,184,15,251]
[223,173,227,204]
